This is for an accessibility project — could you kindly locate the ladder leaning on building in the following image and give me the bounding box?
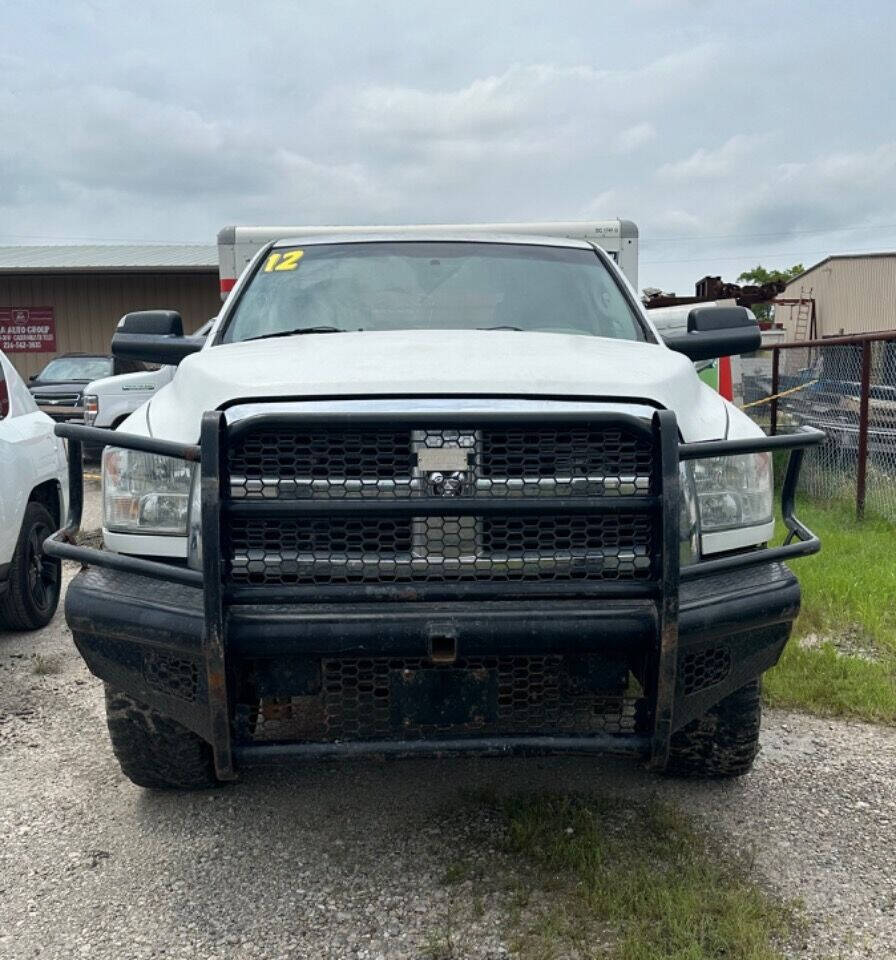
[773,287,816,342]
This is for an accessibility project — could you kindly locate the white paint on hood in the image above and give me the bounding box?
[137,330,730,443]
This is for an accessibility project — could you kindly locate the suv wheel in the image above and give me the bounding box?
[104,686,218,790]
[0,502,61,631]
[664,679,762,779]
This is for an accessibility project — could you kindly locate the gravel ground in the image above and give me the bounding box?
[1,490,894,959]
[79,473,102,534]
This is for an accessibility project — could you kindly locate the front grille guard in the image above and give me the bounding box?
[46,410,823,780]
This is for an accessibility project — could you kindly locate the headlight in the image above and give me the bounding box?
[103,447,195,535]
[83,395,98,425]
[689,452,773,533]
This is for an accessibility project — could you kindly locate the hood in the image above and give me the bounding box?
[29,380,86,397]
[143,330,728,443]
[85,367,171,396]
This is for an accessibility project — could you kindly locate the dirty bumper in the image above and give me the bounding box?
[65,562,799,763]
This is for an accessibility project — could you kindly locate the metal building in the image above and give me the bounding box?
[0,245,219,380]
[775,252,896,340]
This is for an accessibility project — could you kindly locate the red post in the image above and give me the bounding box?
[718,355,733,401]
[856,340,872,519]
[770,348,780,436]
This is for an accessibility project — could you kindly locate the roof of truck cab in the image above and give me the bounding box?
[271,233,597,250]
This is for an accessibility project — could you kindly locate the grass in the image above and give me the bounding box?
[423,925,459,960]
[438,791,797,960]
[764,497,896,723]
[31,654,61,676]
[782,499,896,645]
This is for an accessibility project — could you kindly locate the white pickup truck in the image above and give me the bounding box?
[0,349,68,630]
[48,224,822,790]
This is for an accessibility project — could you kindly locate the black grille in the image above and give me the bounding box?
[228,424,654,499]
[480,426,653,479]
[36,393,80,407]
[225,420,658,592]
[228,514,654,585]
[240,656,642,743]
[230,428,414,499]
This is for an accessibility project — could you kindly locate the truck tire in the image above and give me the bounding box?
[0,502,61,631]
[104,686,218,790]
[664,679,762,779]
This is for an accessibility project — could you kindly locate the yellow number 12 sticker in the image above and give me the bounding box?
[263,250,304,272]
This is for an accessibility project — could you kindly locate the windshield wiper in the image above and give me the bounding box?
[244,326,348,342]
[477,325,523,331]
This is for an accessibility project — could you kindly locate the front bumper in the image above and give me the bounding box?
[64,560,799,764]
[47,411,822,778]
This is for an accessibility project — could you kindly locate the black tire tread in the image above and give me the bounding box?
[0,502,60,631]
[104,686,217,790]
[664,679,762,779]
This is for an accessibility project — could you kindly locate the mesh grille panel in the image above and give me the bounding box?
[229,424,654,499]
[243,656,641,743]
[143,650,199,702]
[480,425,654,479]
[225,419,658,592]
[680,647,731,695]
[230,428,414,499]
[228,513,654,585]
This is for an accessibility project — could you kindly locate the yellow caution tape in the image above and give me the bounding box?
[741,379,819,410]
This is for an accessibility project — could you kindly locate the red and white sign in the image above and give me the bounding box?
[0,307,57,353]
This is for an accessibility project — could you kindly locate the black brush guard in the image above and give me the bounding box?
[46,410,822,780]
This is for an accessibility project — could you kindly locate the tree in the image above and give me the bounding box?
[737,263,805,286]
[736,263,805,321]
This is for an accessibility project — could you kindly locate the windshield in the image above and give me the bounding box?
[37,356,113,382]
[222,242,644,344]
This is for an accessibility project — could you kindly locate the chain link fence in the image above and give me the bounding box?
[741,332,896,521]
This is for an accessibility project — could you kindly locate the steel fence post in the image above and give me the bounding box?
[770,348,780,436]
[856,340,872,519]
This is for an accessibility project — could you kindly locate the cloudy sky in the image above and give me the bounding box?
[2,0,895,293]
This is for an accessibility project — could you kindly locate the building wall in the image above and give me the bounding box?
[777,256,896,339]
[0,270,219,380]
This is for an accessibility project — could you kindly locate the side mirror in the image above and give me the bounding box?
[111,310,204,366]
[117,310,184,337]
[662,306,760,362]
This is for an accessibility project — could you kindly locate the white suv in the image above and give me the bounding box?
[0,350,68,630]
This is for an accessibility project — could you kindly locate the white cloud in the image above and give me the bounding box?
[614,122,657,153]
[657,135,759,181]
[580,190,622,218]
[725,142,896,236]
[1,0,895,295]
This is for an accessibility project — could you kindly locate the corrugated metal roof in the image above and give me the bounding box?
[0,244,217,273]
[787,251,896,286]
